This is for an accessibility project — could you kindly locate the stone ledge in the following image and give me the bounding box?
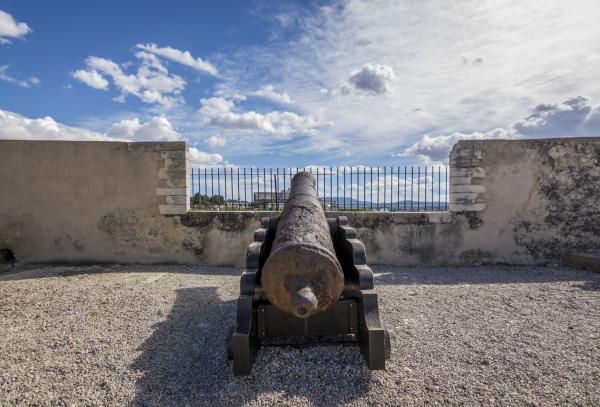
[159,204,189,215]
[449,176,472,185]
[165,195,188,204]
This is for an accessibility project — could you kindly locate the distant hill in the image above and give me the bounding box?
[319,197,448,211]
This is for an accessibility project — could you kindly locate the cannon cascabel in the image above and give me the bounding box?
[261,171,344,319]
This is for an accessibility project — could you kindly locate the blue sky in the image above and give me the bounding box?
[1,0,600,167]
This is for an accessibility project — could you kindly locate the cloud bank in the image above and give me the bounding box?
[404,96,600,164]
[0,109,222,166]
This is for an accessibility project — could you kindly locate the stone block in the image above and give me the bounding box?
[165,195,188,204]
[449,176,472,185]
[159,204,189,215]
[159,168,187,180]
[156,187,189,196]
[449,203,487,212]
[450,168,486,178]
[451,184,485,193]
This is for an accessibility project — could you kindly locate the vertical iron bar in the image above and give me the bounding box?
[217,168,221,210]
[417,166,421,212]
[383,166,386,211]
[283,168,287,202]
[343,167,346,209]
[330,167,333,209]
[363,167,366,211]
[404,166,407,211]
[276,168,279,211]
[203,168,207,210]
[349,167,352,210]
[323,167,326,208]
[377,166,380,210]
[231,168,234,209]
[425,167,427,212]
[438,166,441,211]
[251,168,254,209]
[224,168,227,209]
[397,166,400,211]
[243,168,247,209]
[211,168,214,209]
[256,168,259,209]
[410,166,413,212]
[370,166,373,211]
[390,166,393,211]
[431,166,434,211]
[264,168,267,210]
[336,167,339,210]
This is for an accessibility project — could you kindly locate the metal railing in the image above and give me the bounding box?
[190,166,448,212]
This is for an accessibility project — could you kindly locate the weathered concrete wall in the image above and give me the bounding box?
[446,137,600,264]
[1,138,598,267]
[0,140,191,264]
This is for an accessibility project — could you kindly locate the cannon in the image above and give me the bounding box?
[226,172,390,375]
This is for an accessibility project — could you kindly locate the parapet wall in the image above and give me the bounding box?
[0,137,598,266]
[446,137,600,264]
[0,140,190,263]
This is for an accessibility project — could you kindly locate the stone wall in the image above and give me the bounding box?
[448,137,600,264]
[0,140,190,264]
[1,137,598,267]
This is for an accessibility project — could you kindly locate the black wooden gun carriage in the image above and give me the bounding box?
[226,172,390,375]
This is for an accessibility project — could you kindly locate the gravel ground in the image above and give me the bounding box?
[1,264,599,406]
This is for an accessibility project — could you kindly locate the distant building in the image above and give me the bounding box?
[253,189,290,207]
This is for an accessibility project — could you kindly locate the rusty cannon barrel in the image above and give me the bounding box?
[261,171,344,319]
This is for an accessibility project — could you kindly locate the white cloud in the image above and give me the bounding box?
[0,65,40,88]
[404,128,515,165]
[0,109,116,141]
[71,69,108,90]
[136,43,218,76]
[189,147,224,167]
[514,96,600,137]
[0,109,184,144]
[74,54,186,107]
[342,63,395,95]
[0,10,31,44]
[105,116,179,141]
[206,134,226,147]
[250,85,292,103]
[198,97,318,136]
[403,95,600,164]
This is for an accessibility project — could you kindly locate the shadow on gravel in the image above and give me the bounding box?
[373,265,600,289]
[131,286,371,407]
